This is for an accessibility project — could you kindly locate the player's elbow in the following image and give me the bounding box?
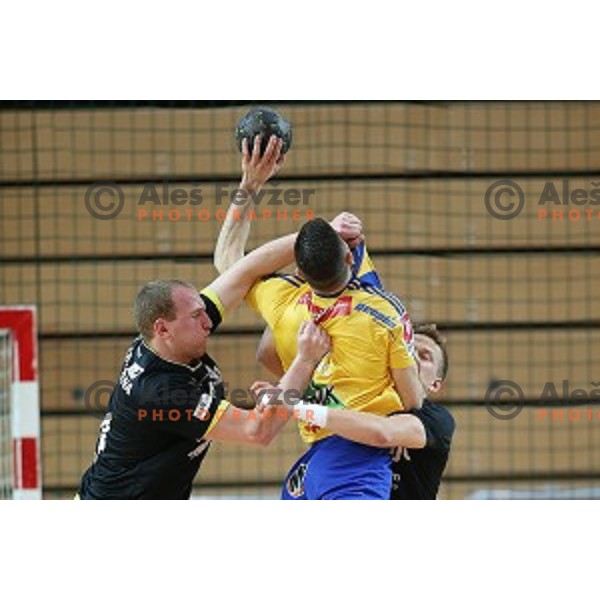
[392,417,427,449]
[372,423,399,447]
[255,344,269,369]
[372,417,427,449]
[256,345,285,378]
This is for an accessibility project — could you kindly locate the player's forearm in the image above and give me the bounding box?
[214,179,261,274]
[248,355,319,445]
[284,404,427,449]
[245,233,297,277]
[205,326,318,447]
[323,410,426,448]
[225,232,297,286]
[234,233,297,299]
[392,364,425,411]
[278,355,318,410]
[209,233,297,313]
[205,401,286,447]
[242,405,289,446]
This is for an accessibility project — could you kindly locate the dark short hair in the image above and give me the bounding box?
[414,323,449,381]
[133,280,196,341]
[294,218,347,289]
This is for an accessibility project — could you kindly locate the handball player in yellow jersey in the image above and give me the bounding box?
[214,134,424,499]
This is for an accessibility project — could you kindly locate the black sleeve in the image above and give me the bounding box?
[139,372,224,441]
[200,292,223,333]
[409,402,455,452]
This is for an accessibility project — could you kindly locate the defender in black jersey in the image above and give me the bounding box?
[322,324,454,499]
[79,279,330,499]
[79,290,225,499]
[390,399,455,500]
[78,135,333,499]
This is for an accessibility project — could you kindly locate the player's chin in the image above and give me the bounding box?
[196,337,209,356]
[193,328,211,354]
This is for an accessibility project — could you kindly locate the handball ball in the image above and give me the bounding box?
[235,106,293,156]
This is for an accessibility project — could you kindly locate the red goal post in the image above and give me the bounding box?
[0,307,41,500]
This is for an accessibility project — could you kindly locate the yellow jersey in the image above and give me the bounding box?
[246,246,416,445]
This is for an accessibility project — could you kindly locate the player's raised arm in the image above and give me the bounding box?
[214,135,285,274]
[208,232,298,314]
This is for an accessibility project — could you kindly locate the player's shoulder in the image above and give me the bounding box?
[250,272,308,303]
[116,337,161,390]
[260,272,307,289]
[416,401,456,436]
[353,283,409,325]
[133,342,201,390]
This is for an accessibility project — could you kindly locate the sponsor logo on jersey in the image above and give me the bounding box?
[187,439,211,460]
[204,363,223,384]
[355,303,397,329]
[304,381,344,408]
[286,463,308,498]
[119,362,145,396]
[297,293,353,324]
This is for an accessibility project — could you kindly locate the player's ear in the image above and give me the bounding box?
[344,248,354,267]
[429,378,443,395]
[153,317,170,339]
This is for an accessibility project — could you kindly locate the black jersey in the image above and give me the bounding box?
[390,400,455,500]
[79,293,224,500]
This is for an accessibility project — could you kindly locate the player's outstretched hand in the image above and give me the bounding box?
[330,211,365,248]
[297,321,331,365]
[241,134,286,189]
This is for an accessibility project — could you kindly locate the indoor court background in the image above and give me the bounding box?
[1,101,599,499]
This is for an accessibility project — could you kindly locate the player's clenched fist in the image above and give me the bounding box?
[330,211,364,248]
[297,321,331,365]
